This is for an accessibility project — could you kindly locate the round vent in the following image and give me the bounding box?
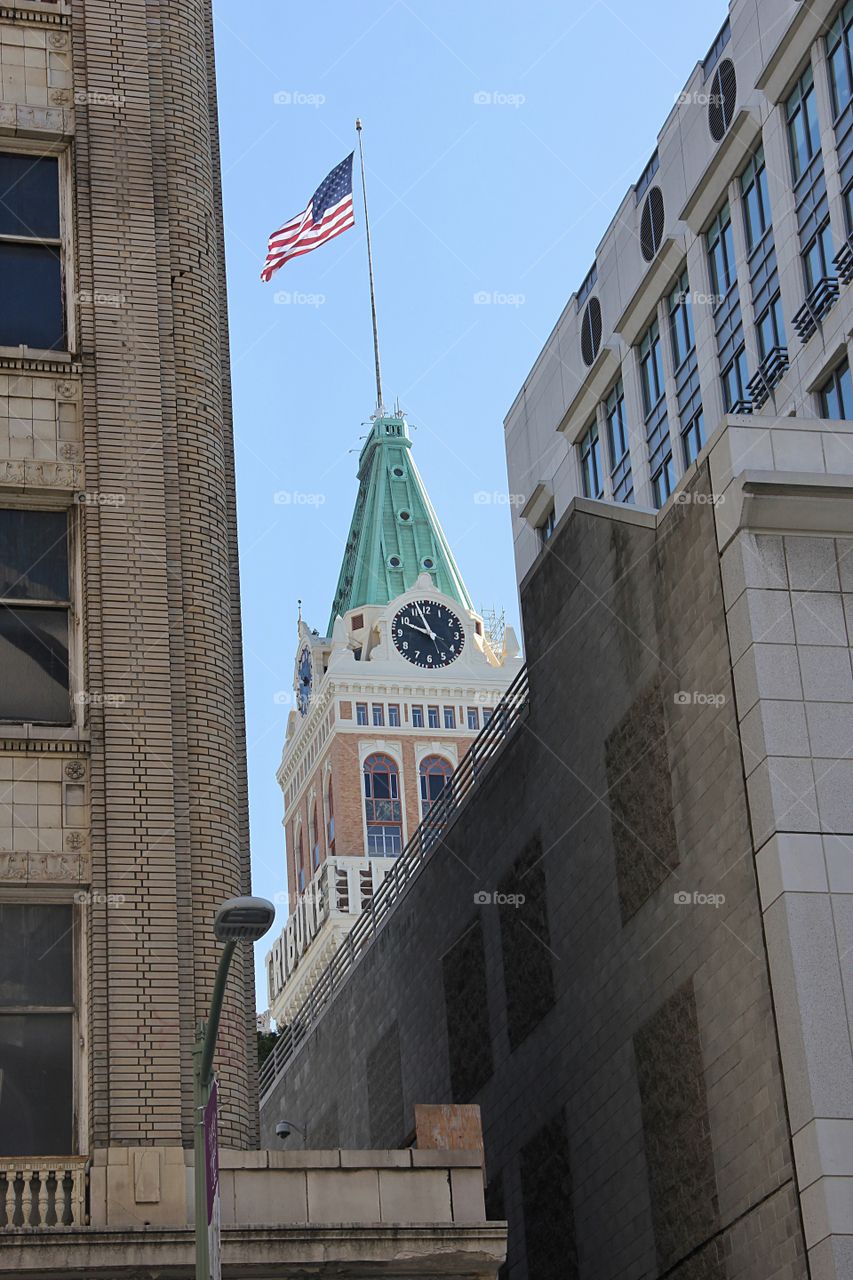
[580,297,603,367]
[640,187,665,263]
[708,58,737,142]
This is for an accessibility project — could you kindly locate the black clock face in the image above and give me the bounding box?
[297,646,312,715]
[391,600,464,668]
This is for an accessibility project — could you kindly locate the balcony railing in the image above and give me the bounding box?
[834,236,853,286]
[747,345,789,410]
[0,1158,87,1229]
[260,664,529,1096]
[793,275,840,342]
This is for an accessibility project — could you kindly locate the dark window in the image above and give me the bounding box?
[820,358,853,418]
[604,378,634,503]
[0,508,71,723]
[787,65,822,182]
[740,146,772,253]
[706,201,736,297]
[578,420,603,499]
[442,919,493,1101]
[721,346,750,412]
[0,903,74,1157]
[639,318,665,419]
[356,702,368,726]
[668,271,695,370]
[326,779,335,854]
[0,154,65,350]
[420,754,453,814]
[651,455,676,507]
[411,705,424,728]
[803,219,835,291]
[538,504,556,544]
[519,1113,578,1280]
[828,1,853,119]
[682,410,705,467]
[756,294,786,361]
[498,838,556,1050]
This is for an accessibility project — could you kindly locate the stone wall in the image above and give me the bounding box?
[261,455,806,1279]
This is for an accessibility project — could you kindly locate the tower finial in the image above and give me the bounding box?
[297,598,303,626]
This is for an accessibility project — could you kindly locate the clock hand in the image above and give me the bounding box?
[415,603,436,640]
[403,619,431,636]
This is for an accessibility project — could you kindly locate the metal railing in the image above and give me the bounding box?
[0,1158,87,1229]
[260,664,529,1097]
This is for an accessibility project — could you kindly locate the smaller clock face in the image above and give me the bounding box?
[391,600,465,668]
[297,646,313,715]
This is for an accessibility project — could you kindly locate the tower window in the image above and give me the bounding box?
[326,777,335,855]
[356,702,368,726]
[363,753,402,857]
[419,755,454,816]
[427,706,440,729]
[412,705,424,728]
[372,703,385,727]
[0,508,71,724]
[467,707,480,731]
[443,706,456,729]
[388,704,401,727]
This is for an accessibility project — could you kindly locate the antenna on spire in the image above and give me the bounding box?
[355,118,385,418]
[297,598,303,626]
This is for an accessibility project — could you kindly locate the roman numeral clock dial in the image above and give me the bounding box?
[391,600,465,668]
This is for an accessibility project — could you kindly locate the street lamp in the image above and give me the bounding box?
[194,896,275,1280]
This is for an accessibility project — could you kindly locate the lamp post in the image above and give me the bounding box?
[194,896,275,1280]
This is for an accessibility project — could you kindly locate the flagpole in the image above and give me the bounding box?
[355,118,385,417]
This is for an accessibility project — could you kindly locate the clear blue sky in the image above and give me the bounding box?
[212,0,727,1007]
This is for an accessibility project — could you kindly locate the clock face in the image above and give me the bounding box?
[391,600,465,669]
[297,645,313,715]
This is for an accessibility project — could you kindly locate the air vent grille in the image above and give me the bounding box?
[708,58,737,141]
[580,297,603,367]
[640,187,665,263]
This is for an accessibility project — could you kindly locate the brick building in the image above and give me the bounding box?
[260,2,853,1277]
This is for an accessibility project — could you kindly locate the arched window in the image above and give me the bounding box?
[363,753,402,857]
[310,800,320,869]
[419,755,453,816]
[296,825,305,893]
[326,776,335,855]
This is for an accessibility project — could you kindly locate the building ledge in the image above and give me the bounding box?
[680,109,763,231]
[614,237,685,346]
[555,345,620,442]
[756,0,836,102]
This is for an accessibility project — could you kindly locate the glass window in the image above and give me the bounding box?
[721,347,750,412]
[363,753,402,856]
[0,154,65,351]
[756,294,786,361]
[297,827,305,891]
[740,147,771,253]
[638,319,665,419]
[651,456,676,507]
[682,410,705,467]
[828,0,853,118]
[419,755,453,816]
[605,380,629,463]
[411,705,424,728]
[467,706,479,731]
[483,708,493,726]
[0,508,71,723]
[356,702,368,725]
[388,704,400,727]
[803,220,835,291]
[819,358,853,418]
[427,706,439,729]
[326,779,335,854]
[668,270,695,369]
[706,201,736,298]
[786,65,822,182]
[578,420,603,498]
[443,706,455,729]
[538,505,556,544]
[372,703,384,727]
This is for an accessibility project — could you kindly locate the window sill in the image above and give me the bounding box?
[0,724,90,746]
[0,346,80,375]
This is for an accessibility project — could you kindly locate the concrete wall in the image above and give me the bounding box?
[261,433,807,1279]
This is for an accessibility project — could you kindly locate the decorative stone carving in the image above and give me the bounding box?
[0,853,27,881]
[65,831,86,851]
[56,381,78,400]
[48,32,69,49]
[49,89,71,107]
[59,443,80,461]
[65,761,86,780]
[0,460,83,490]
[28,853,84,883]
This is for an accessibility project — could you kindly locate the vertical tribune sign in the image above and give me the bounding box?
[204,1081,222,1280]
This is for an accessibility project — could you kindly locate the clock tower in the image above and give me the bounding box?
[266,412,521,1026]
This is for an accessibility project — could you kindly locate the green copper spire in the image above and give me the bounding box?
[327,414,474,634]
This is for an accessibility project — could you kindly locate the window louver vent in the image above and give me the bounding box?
[580,297,603,367]
[640,187,665,263]
[708,58,737,141]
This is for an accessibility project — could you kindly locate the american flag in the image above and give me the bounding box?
[260,153,355,282]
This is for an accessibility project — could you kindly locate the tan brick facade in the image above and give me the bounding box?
[0,0,255,1157]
